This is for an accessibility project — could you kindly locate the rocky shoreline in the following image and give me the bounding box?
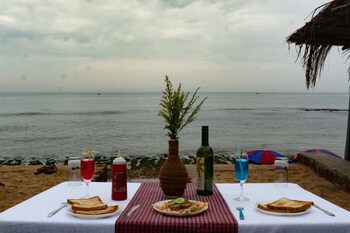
[0,153,235,167]
[0,154,236,183]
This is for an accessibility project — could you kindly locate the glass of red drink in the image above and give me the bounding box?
[80,156,95,197]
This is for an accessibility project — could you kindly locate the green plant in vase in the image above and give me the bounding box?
[158,75,207,197]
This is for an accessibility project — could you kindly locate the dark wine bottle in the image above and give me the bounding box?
[196,126,214,195]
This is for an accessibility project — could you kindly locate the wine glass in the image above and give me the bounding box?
[80,156,95,197]
[234,153,249,201]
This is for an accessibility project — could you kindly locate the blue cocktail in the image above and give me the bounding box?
[234,154,249,201]
[235,158,249,181]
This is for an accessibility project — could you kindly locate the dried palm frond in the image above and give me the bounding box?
[295,44,332,88]
[287,0,350,89]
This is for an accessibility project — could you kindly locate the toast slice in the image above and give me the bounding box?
[257,202,310,213]
[262,197,313,213]
[258,203,296,213]
[67,196,108,211]
[73,205,119,215]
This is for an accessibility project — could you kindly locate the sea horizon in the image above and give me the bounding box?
[0,91,348,94]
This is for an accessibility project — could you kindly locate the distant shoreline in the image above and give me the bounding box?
[0,91,348,94]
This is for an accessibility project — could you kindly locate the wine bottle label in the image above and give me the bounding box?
[196,157,205,190]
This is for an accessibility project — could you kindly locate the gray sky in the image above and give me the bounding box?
[0,0,348,92]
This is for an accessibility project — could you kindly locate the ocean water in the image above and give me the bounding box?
[0,92,348,162]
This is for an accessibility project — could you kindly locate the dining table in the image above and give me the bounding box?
[0,181,350,233]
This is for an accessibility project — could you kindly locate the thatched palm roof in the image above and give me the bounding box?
[287,0,350,161]
[286,0,350,88]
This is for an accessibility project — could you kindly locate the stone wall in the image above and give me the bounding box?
[297,152,350,192]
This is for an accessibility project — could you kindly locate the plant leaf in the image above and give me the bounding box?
[158,75,207,139]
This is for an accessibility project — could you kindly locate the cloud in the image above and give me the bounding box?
[0,0,347,92]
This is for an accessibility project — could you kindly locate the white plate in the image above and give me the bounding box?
[67,204,123,219]
[256,201,311,216]
[153,200,208,217]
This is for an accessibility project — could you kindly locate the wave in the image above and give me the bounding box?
[301,108,348,112]
[217,107,348,112]
[0,110,153,117]
[222,108,254,111]
[1,108,346,117]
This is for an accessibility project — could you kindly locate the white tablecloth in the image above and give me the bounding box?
[0,182,349,233]
[222,183,350,233]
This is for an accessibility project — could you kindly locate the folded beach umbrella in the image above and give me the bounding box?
[247,150,284,164]
[298,149,341,159]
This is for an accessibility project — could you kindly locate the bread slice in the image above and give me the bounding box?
[67,196,108,211]
[74,205,119,215]
[261,197,313,213]
[258,203,295,213]
[258,203,310,213]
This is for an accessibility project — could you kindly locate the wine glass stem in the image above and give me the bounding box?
[240,182,244,198]
[85,182,89,197]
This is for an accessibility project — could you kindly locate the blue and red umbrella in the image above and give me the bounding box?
[298,149,341,159]
[247,150,285,164]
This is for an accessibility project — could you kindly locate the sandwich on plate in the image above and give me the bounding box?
[67,196,118,215]
[258,197,313,213]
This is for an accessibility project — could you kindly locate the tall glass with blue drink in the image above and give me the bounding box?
[234,153,249,201]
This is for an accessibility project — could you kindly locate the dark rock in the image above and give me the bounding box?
[4,159,22,165]
[45,159,56,165]
[63,157,69,165]
[94,155,102,163]
[12,160,21,165]
[96,157,110,164]
[3,160,12,165]
[109,157,116,165]
[34,165,58,175]
[0,182,5,187]
[29,160,43,165]
[2,159,21,166]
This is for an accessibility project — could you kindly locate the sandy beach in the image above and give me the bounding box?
[1,163,350,213]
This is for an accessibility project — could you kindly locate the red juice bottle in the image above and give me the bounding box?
[112,156,127,200]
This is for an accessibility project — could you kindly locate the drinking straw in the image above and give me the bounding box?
[233,139,240,156]
[233,139,244,175]
[238,149,244,175]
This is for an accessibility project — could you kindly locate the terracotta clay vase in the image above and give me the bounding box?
[159,139,189,197]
